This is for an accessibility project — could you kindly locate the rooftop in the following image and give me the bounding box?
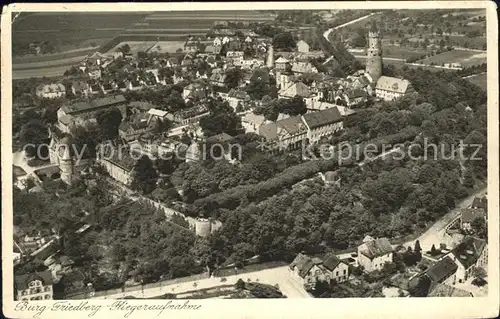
[451,236,487,269]
[425,256,458,283]
[61,95,127,115]
[375,76,412,94]
[302,107,342,129]
[358,237,393,259]
[15,271,54,290]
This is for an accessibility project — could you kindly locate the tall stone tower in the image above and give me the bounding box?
[266,44,274,69]
[366,22,382,83]
[58,136,74,186]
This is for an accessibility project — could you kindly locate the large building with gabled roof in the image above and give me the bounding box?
[375,76,415,101]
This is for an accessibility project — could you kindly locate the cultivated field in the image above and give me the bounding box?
[13,47,97,64]
[147,41,187,53]
[108,41,158,54]
[13,66,69,80]
[419,50,486,67]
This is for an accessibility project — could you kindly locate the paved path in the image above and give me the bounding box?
[323,12,381,41]
[93,266,310,299]
[400,187,487,251]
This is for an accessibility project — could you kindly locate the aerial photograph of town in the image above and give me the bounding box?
[10,8,489,301]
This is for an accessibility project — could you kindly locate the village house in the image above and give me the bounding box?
[100,82,114,95]
[241,112,266,133]
[57,95,127,121]
[183,82,208,101]
[118,120,154,141]
[460,208,487,231]
[226,51,244,66]
[291,61,318,75]
[89,83,101,95]
[259,116,307,151]
[302,107,344,144]
[343,89,368,107]
[275,57,291,72]
[289,253,349,290]
[226,89,251,110]
[173,104,210,126]
[297,40,310,53]
[375,76,415,101]
[278,81,311,99]
[357,236,393,272]
[209,71,227,88]
[424,256,459,288]
[36,83,66,99]
[15,271,54,301]
[447,236,487,283]
[71,81,90,97]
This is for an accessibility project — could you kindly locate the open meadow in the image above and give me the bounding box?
[419,50,486,67]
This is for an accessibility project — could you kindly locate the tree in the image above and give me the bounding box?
[19,120,49,159]
[96,107,123,141]
[414,240,422,253]
[430,244,437,256]
[131,155,158,194]
[273,32,296,51]
[236,278,246,290]
[165,90,186,112]
[224,68,244,90]
[470,216,487,239]
[281,96,307,116]
[118,44,131,54]
[199,99,243,137]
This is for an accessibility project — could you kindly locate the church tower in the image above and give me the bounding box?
[366,21,382,83]
[58,136,74,186]
[266,44,274,69]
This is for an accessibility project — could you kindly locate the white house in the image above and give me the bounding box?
[297,40,310,53]
[15,271,53,301]
[357,236,393,272]
[36,83,66,99]
[301,107,344,144]
[447,236,487,283]
[289,253,349,290]
[375,76,415,101]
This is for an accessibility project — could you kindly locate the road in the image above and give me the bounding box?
[400,186,487,251]
[323,12,381,41]
[462,72,486,79]
[93,266,311,299]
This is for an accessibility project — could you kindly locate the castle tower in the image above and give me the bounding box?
[366,22,382,83]
[58,136,74,186]
[266,44,274,69]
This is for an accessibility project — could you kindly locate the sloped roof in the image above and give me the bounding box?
[471,197,487,209]
[279,81,311,98]
[322,253,344,271]
[289,253,315,278]
[428,283,472,297]
[228,89,250,100]
[358,237,393,259]
[451,236,487,269]
[259,122,278,140]
[375,76,412,94]
[425,256,458,283]
[302,107,342,129]
[15,271,53,290]
[148,108,169,118]
[206,133,234,144]
[62,95,127,115]
[461,208,486,223]
[275,57,289,64]
[277,116,305,136]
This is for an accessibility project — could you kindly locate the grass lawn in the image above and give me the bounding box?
[419,50,486,67]
[382,45,429,60]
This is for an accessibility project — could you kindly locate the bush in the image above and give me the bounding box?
[471,277,487,287]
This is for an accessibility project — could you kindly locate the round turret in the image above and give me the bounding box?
[366,22,382,83]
